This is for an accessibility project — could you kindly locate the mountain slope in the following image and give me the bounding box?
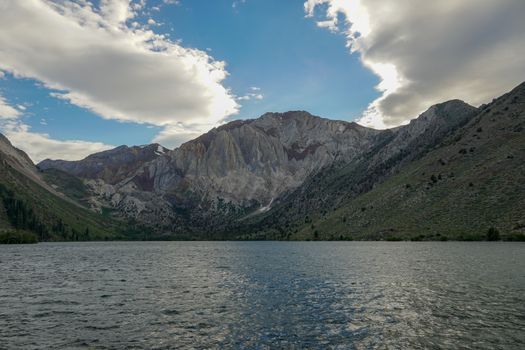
[38,143,168,185]
[0,134,125,241]
[231,99,479,238]
[284,82,525,240]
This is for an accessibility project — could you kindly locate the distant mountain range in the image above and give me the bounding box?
[2,82,524,241]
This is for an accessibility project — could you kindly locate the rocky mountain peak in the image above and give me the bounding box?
[127,110,383,212]
[365,99,478,170]
[423,99,476,121]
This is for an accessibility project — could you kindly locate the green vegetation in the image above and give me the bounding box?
[286,106,525,241]
[3,84,524,242]
[41,168,90,204]
[0,230,38,244]
[486,227,500,241]
[1,183,58,240]
[0,163,124,241]
[506,232,525,241]
[237,89,525,241]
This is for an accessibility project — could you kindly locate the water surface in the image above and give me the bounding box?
[1,242,524,349]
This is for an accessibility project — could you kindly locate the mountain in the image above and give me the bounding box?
[225,99,478,237]
[35,82,525,240]
[247,83,525,240]
[153,112,380,206]
[38,143,169,185]
[0,133,128,241]
[39,111,383,234]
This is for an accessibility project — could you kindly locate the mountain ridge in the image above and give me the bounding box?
[12,81,524,240]
[289,81,525,240]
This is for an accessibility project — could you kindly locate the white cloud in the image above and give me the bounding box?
[0,93,113,162]
[152,122,210,149]
[0,0,239,146]
[306,0,525,128]
[232,0,246,9]
[237,93,263,101]
[236,87,264,102]
[2,122,113,163]
[0,95,21,120]
[100,0,135,25]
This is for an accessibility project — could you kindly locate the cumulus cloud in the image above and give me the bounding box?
[0,93,113,162]
[0,0,239,146]
[0,95,21,120]
[305,0,525,128]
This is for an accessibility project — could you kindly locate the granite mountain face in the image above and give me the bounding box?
[38,111,384,231]
[153,111,381,207]
[16,82,524,239]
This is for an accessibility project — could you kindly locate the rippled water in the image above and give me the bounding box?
[0,242,524,349]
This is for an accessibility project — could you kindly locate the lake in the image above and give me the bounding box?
[0,242,524,349]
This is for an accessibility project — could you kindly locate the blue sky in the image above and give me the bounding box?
[159,0,380,119]
[0,0,523,161]
[0,0,379,152]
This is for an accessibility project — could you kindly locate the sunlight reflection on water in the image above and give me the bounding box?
[0,241,524,349]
